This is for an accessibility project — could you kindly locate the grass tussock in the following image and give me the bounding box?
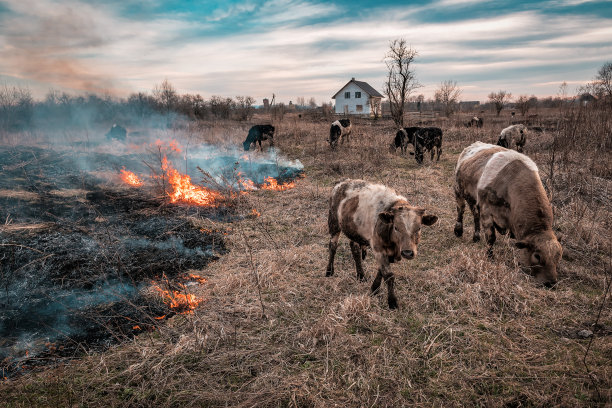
[1,109,610,407]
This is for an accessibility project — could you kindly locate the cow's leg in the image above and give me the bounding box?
[326,233,340,277]
[384,270,397,309]
[466,196,480,242]
[349,241,365,281]
[436,145,442,161]
[430,147,435,161]
[481,211,496,258]
[326,206,341,277]
[371,254,397,309]
[454,190,466,237]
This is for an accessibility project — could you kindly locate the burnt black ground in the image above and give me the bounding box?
[0,146,229,376]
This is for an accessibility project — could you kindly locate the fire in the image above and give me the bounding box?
[162,156,222,206]
[250,208,261,217]
[261,176,295,191]
[120,168,143,187]
[237,172,257,191]
[183,273,207,284]
[154,284,203,314]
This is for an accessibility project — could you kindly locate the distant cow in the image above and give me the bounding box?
[497,124,527,152]
[391,127,421,155]
[413,127,443,163]
[326,179,438,309]
[329,119,352,148]
[466,116,483,128]
[106,124,127,141]
[453,142,562,286]
[243,125,275,151]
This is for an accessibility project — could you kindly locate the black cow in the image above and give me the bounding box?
[106,124,127,141]
[413,127,443,164]
[391,127,421,154]
[466,116,483,128]
[329,119,352,148]
[243,125,275,151]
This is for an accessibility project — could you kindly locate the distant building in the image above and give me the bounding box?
[459,101,480,111]
[332,78,384,116]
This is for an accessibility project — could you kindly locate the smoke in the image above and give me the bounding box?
[1,0,120,95]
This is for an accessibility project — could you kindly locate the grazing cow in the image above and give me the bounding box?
[497,124,527,152]
[326,179,438,309]
[243,125,275,151]
[106,124,127,141]
[391,127,421,154]
[329,119,352,148]
[413,127,443,164]
[466,116,483,128]
[453,142,562,286]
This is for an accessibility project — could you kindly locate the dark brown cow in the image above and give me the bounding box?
[243,125,275,151]
[329,119,352,148]
[453,142,562,286]
[326,179,438,309]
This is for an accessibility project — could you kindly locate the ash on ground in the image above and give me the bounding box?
[0,146,228,376]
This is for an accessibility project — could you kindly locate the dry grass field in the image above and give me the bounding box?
[1,108,610,407]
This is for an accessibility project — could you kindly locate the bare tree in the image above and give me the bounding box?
[434,80,462,117]
[596,62,612,99]
[308,97,317,109]
[153,79,178,115]
[235,96,255,121]
[515,94,534,116]
[383,39,421,127]
[488,90,512,116]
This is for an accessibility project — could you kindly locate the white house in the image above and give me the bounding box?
[332,78,384,116]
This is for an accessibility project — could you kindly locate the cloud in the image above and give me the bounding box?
[0,0,610,102]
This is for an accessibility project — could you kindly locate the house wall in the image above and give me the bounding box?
[334,83,371,115]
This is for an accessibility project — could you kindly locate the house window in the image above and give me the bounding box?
[355,92,361,98]
[344,91,350,99]
[356,105,363,112]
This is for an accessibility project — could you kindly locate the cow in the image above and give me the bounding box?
[326,179,438,309]
[453,142,562,287]
[413,127,443,164]
[106,124,127,141]
[243,125,275,151]
[466,116,483,128]
[329,119,352,148]
[390,127,421,155]
[497,124,527,152]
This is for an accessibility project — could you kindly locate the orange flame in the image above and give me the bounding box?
[261,176,295,191]
[154,284,203,314]
[162,156,222,206]
[250,208,261,217]
[183,273,207,284]
[120,167,143,187]
[237,172,257,191]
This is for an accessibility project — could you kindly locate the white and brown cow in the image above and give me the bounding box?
[454,142,562,286]
[329,119,352,148]
[326,179,438,309]
[497,124,527,152]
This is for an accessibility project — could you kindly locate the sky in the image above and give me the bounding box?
[0,0,611,104]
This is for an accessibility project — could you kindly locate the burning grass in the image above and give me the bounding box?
[0,112,610,406]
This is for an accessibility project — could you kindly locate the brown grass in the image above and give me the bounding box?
[1,109,610,407]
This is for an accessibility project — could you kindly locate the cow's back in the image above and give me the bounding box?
[330,179,405,244]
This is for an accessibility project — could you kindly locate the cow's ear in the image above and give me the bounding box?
[515,241,532,250]
[378,211,394,224]
[422,214,438,226]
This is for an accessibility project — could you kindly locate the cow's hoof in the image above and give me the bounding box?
[454,224,463,237]
[357,274,367,283]
[473,234,480,243]
[388,298,398,310]
[325,268,334,277]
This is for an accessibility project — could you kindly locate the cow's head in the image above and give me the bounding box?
[372,206,438,264]
[243,140,252,151]
[515,231,562,287]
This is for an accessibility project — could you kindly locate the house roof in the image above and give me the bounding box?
[332,78,384,99]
